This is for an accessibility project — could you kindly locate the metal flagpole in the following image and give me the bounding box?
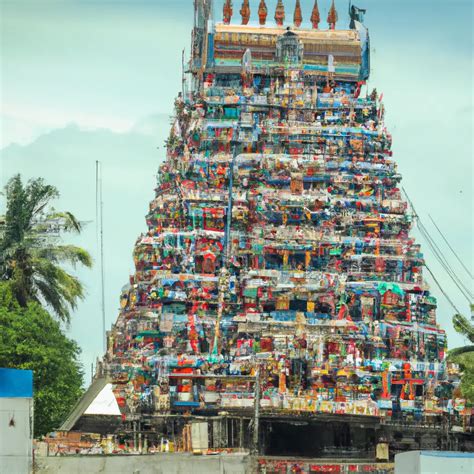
[96,161,106,354]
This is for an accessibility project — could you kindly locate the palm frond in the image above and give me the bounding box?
[32,258,86,323]
[25,178,59,220]
[35,245,93,268]
[53,266,84,304]
[34,278,70,323]
[46,211,83,233]
[453,313,474,343]
[2,175,58,244]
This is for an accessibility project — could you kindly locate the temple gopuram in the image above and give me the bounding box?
[60,1,473,467]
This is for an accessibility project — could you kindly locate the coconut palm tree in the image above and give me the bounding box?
[0,174,92,323]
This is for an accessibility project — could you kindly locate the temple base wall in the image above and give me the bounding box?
[35,453,250,474]
[35,453,396,474]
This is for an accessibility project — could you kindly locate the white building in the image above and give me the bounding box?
[0,368,34,473]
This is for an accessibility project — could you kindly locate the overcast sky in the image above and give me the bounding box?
[1,0,472,384]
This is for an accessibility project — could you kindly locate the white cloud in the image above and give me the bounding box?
[1,103,136,149]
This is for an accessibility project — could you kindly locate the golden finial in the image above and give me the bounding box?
[327,0,338,30]
[258,0,268,26]
[275,0,285,26]
[294,0,302,27]
[240,0,250,25]
[223,0,233,24]
[310,0,320,29]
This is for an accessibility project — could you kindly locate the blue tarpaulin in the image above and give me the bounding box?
[0,368,33,398]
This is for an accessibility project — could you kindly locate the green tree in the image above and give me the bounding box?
[0,174,92,323]
[449,307,474,404]
[450,311,474,357]
[0,283,84,436]
[453,354,474,404]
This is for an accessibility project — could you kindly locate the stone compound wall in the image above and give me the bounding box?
[35,453,250,474]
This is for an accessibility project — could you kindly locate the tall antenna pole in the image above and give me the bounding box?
[96,161,106,353]
[182,48,185,97]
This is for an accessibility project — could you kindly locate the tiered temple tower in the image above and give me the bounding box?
[91,1,469,459]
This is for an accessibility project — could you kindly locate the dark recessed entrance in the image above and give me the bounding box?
[262,420,376,459]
